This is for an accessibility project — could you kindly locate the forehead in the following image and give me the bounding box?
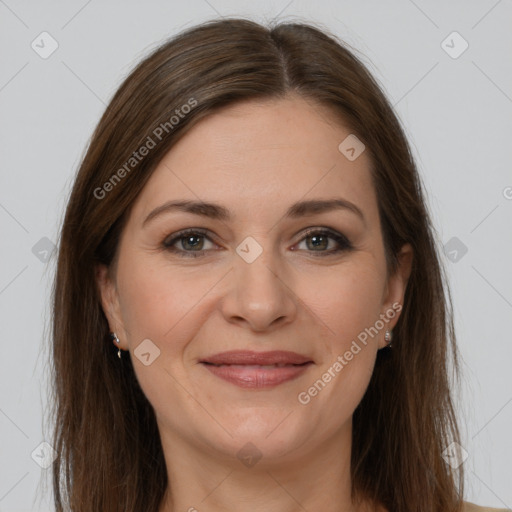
[131,95,378,226]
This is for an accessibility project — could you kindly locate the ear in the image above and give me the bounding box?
[379,243,413,348]
[95,263,128,350]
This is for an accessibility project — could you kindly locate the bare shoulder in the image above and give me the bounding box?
[463,501,512,512]
[375,501,510,512]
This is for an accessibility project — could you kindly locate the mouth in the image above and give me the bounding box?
[199,350,314,389]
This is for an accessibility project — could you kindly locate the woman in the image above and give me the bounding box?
[49,17,507,512]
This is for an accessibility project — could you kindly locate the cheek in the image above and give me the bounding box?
[115,257,208,422]
[294,264,383,415]
[296,338,378,440]
[303,262,385,353]
[117,254,207,345]
[117,249,386,361]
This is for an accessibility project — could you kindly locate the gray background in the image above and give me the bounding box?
[1,0,511,510]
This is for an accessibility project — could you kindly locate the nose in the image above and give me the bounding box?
[220,246,298,332]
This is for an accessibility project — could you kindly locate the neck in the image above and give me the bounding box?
[157,420,377,512]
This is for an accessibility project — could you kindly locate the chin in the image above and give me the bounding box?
[207,406,313,465]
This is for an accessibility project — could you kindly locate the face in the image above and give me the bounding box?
[97,94,412,467]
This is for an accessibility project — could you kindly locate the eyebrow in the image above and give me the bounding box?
[142,198,366,227]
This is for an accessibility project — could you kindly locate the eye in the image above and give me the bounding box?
[162,228,217,258]
[293,228,353,256]
[162,227,353,259]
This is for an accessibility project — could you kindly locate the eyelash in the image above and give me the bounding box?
[162,227,353,259]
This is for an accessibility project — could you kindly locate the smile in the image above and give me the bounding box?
[199,350,314,389]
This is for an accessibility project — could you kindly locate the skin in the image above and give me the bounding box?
[97,93,413,512]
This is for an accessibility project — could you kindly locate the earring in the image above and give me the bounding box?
[111,332,121,358]
[384,329,393,348]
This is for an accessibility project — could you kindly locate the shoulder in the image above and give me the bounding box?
[463,501,512,512]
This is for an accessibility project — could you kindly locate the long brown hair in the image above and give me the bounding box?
[49,17,465,511]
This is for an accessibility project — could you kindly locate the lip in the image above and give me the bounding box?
[200,350,314,389]
[200,350,313,366]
